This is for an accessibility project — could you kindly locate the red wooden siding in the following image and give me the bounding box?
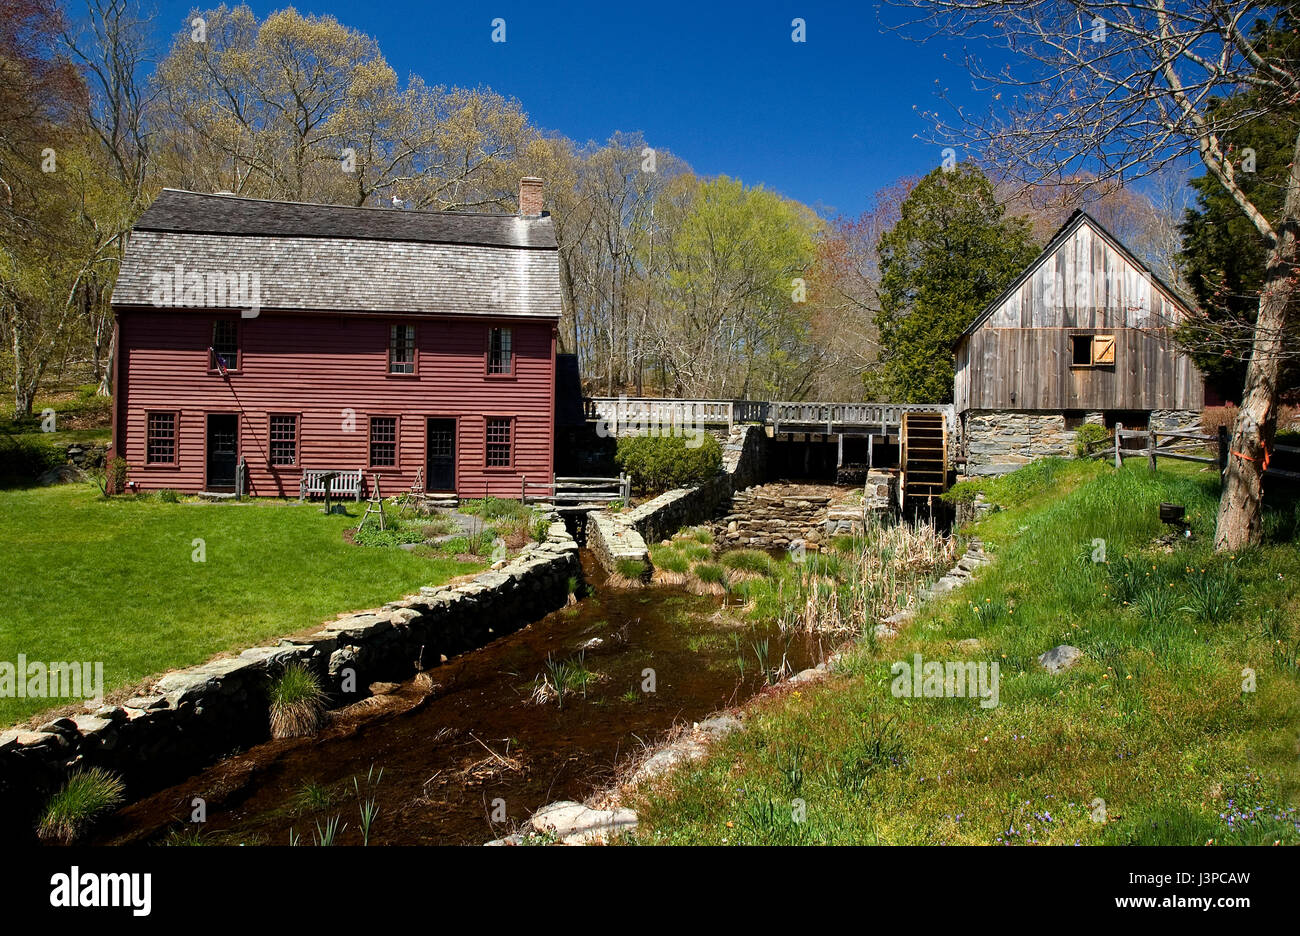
[114,310,556,498]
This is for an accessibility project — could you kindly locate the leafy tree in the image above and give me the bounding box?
[655,176,821,399]
[871,165,1038,403]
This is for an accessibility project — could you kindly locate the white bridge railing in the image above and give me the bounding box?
[584,397,955,434]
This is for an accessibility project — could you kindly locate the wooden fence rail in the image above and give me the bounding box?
[522,474,631,506]
[1084,424,1300,482]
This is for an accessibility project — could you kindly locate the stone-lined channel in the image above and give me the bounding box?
[93,552,823,846]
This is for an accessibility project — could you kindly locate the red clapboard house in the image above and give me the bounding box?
[108,178,560,499]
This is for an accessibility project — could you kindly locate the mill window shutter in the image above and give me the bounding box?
[1093,335,1116,365]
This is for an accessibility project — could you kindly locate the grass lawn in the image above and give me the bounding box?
[632,458,1300,845]
[0,483,481,725]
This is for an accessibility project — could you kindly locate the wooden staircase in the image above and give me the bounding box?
[901,412,948,503]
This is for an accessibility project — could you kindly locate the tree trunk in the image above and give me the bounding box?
[1214,131,1300,551]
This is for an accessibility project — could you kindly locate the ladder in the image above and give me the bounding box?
[360,475,385,530]
[397,468,424,517]
[901,412,947,504]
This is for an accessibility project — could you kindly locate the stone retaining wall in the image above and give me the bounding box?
[588,425,764,574]
[0,521,582,842]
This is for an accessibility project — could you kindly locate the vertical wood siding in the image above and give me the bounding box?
[956,217,1203,413]
[116,311,556,497]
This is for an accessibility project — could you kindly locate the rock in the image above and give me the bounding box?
[630,739,709,784]
[872,623,899,640]
[787,667,826,686]
[957,638,982,653]
[483,833,526,846]
[124,694,167,711]
[530,801,638,845]
[696,714,741,738]
[1038,644,1084,674]
[579,637,604,651]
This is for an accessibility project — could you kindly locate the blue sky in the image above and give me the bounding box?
[142,1,996,217]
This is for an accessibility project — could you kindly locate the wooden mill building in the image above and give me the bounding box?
[954,210,1204,476]
[108,179,561,498]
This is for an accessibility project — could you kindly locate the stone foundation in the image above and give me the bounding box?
[963,410,1075,477]
[964,409,1205,477]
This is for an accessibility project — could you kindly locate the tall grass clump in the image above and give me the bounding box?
[37,767,126,843]
[779,518,955,635]
[270,663,327,739]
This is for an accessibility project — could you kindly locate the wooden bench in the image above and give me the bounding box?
[299,469,365,502]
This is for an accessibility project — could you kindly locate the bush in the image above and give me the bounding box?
[37,767,126,843]
[460,497,530,520]
[1074,423,1110,457]
[616,434,722,493]
[0,434,65,485]
[353,521,425,547]
[108,455,128,493]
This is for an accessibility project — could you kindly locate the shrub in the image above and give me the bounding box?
[460,497,530,520]
[37,767,126,843]
[0,435,65,485]
[353,522,424,547]
[108,455,128,493]
[270,664,327,739]
[157,488,180,503]
[1074,423,1110,457]
[616,433,722,493]
[420,515,457,537]
[532,517,551,542]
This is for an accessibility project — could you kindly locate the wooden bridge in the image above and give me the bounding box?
[583,396,955,502]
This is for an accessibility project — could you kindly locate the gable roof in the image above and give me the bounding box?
[112,190,562,319]
[133,188,557,250]
[954,209,1194,348]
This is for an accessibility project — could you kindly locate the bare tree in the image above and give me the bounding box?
[885,0,1300,549]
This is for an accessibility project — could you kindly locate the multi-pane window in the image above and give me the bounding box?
[146,412,177,464]
[389,324,415,374]
[369,417,397,467]
[485,418,512,468]
[211,320,238,370]
[269,414,298,466]
[488,327,513,375]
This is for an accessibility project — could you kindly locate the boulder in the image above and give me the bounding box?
[1038,644,1084,674]
[530,801,638,845]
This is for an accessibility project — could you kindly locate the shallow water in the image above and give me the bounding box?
[95,552,824,846]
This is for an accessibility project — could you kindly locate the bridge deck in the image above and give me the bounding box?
[584,397,955,435]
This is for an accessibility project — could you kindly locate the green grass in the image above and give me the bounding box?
[37,767,126,844]
[719,549,778,577]
[634,459,1300,845]
[0,483,481,725]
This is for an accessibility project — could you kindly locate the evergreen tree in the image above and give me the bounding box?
[871,165,1038,403]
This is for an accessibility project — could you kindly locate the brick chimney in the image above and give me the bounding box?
[519,177,543,217]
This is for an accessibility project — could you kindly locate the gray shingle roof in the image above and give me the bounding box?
[134,189,557,249]
[114,190,562,319]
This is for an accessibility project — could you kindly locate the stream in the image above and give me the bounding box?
[93,551,825,846]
